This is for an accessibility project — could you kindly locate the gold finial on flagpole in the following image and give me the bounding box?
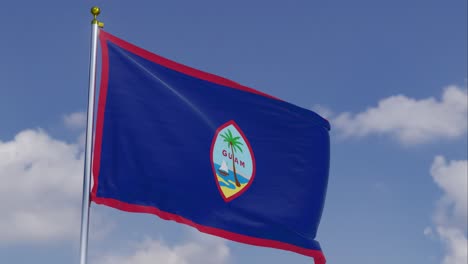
[90,6,100,23]
[91,6,104,28]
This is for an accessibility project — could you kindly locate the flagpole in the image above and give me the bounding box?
[79,6,102,264]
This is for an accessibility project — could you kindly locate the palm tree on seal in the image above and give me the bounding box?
[220,129,244,187]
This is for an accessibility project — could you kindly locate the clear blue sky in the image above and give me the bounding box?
[0,1,466,264]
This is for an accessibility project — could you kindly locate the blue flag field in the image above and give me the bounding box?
[91,30,330,264]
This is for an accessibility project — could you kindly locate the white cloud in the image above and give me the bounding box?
[95,234,230,264]
[436,227,467,264]
[431,156,468,225]
[333,85,467,144]
[0,129,84,243]
[64,111,87,130]
[430,156,467,264]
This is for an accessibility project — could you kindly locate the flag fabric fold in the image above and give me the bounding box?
[91,30,330,264]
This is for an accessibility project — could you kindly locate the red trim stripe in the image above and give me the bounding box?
[91,29,326,264]
[91,195,326,264]
[91,29,109,197]
[98,30,280,100]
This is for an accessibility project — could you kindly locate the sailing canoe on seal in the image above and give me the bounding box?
[218,160,229,176]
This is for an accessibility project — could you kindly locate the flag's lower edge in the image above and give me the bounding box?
[91,195,326,264]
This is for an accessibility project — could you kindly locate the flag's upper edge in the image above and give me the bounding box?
[98,30,330,130]
[99,30,280,100]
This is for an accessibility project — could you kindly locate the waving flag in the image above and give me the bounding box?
[91,30,330,264]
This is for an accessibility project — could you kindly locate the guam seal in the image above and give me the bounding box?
[210,120,256,202]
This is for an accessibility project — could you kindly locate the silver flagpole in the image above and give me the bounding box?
[79,6,103,264]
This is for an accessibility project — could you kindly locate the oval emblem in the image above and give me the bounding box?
[210,120,256,202]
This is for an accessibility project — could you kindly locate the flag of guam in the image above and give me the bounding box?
[91,30,330,264]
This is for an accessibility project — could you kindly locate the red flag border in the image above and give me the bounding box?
[91,29,326,264]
